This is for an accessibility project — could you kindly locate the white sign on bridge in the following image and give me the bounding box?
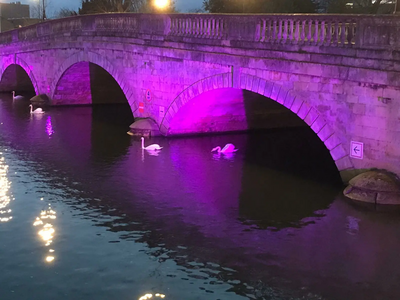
[350,141,364,159]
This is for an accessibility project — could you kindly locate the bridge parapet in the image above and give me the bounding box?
[0,31,13,44]
[255,15,357,46]
[2,13,399,51]
[169,14,358,46]
[356,16,400,49]
[170,15,227,39]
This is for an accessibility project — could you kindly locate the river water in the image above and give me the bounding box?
[1,96,400,300]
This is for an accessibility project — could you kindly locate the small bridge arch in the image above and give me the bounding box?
[51,50,138,111]
[0,56,39,95]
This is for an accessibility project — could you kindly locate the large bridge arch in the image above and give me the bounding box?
[0,56,39,94]
[160,72,353,173]
[50,51,137,111]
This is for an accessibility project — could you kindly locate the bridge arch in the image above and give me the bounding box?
[0,56,39,95]
[51,51,136,110]
[161,73,353,172]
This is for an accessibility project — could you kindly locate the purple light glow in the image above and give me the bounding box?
[46,116,54,136]
[169,88,248,135]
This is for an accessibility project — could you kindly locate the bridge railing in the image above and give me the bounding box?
[95,15,138,32]
[2,13,400,50]
[52,18,83,34]
[256,15,357,46]
[170,15,227,39]
[159,14,400,49]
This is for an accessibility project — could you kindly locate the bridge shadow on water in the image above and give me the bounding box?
[239,128,342,230]
[90,103,134,161]
[166,130,342,232]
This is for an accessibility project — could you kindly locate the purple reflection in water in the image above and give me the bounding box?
[46,116,54,136]
[212,152,236,161]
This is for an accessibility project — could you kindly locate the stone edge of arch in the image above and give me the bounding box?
[50,51,137,111]
[0,55,40,95]
[160,72,354,173]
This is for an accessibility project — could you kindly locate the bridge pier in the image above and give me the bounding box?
[128,118,161,137]
[344,169,400,207]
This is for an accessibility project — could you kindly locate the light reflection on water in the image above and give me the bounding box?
[0,98,400,300]
[46,116,54,136]
[33,202,57,263]
[139,293,166,300]
[0,153,12,223]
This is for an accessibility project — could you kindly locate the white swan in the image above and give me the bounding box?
[141,137,162,150]
[211,143,238,153]
[12,91,24,100]
[29,104,44,114]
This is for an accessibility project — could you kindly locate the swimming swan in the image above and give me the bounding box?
[141,137,162,150]
[211,143,238,153]
[29,104,44,114]
[12,91,24,100]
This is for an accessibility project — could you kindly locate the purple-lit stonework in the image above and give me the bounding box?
[0,13,399,182]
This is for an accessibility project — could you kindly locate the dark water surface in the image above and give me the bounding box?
[1,97,400,300]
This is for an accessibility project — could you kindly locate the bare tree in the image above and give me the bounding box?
[188,8,206,13]
[31,0,49,20]
[203,0,317,13]
[79,0,146,14]
[326,0,395,14]
[54,8,78,19]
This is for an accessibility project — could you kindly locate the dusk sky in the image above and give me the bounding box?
[9,0,204,16]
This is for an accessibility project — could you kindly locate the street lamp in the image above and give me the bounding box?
[154,0,169,10]
[34,0,46,20]
[42,0,46,20]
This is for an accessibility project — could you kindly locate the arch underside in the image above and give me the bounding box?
[0,56,38,95]
[161,72,354,173]
[51,51,136,109]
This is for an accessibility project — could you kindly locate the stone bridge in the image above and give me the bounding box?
[0,13,399,182]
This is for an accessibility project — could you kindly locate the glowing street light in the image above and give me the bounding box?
[154,0,169,10]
